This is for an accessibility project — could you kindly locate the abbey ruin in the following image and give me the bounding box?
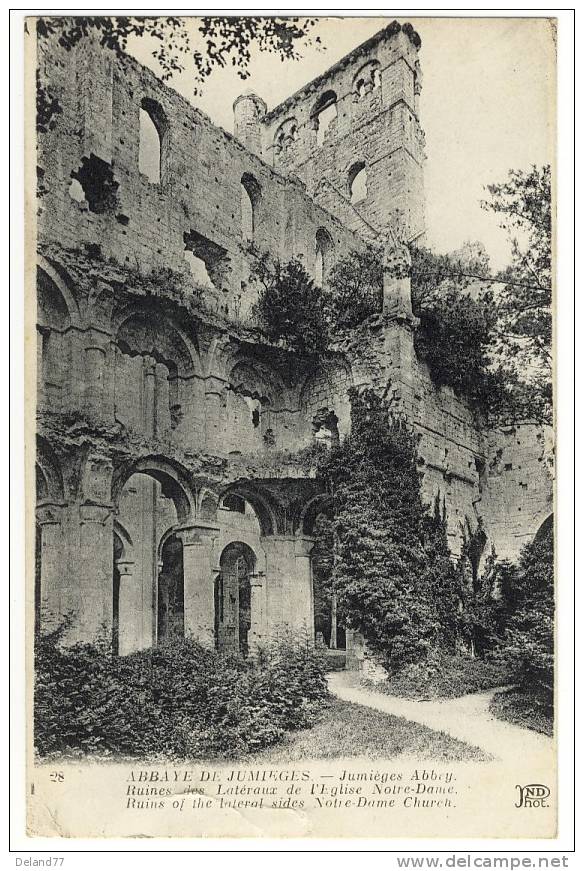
[34,21,553,656]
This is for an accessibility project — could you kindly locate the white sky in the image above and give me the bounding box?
[127,16,555,272]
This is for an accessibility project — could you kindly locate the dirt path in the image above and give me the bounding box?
[328,671,554,765]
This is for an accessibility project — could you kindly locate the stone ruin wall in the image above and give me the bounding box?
[259,24,425,244]
[34,23,553,652]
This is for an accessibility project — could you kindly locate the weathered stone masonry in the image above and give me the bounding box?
[35,21,553,654]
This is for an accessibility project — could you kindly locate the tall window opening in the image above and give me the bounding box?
[216,542,256,656]
[348,162,368,204]
[240,173,261,241]
[139,98,166,183]
[315,228,334,286]
[158,533,185,643]
[311,91,338,147]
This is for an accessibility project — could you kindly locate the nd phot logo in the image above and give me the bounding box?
[515,783,551,808]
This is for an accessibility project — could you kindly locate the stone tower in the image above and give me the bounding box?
[233,90,267,158]
[259,22,425,244]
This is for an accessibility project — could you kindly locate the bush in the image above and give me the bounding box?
[34,629,328,759]
[324,246,383,329]
[375,651,511,700]
[251,255,329,355]
[489,687,553,736]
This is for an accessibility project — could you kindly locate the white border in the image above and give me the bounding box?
[8,5,576,857]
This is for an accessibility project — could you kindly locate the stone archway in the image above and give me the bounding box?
[112,456,196,652]
[157,532,185,644]
[216,541,256,656]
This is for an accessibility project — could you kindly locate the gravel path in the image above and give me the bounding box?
[328,671,554,764]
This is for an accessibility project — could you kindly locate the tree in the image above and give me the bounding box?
[251,255,329,356]
[35,15,320,130]
[324,245,384,329]
[500,523,554,705]
[482,165,552,425]
[410,245,508,411]
[317,388,463,670]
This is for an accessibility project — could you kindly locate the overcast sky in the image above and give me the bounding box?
[128,16,555,271]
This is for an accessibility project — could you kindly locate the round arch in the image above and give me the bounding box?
[37,259,81,329]
[114,308,200,378]
[111,455,196,524]
[218,482,278,536]
[298,492,333,536]
[36,436,65,503]
[534,513,554,544]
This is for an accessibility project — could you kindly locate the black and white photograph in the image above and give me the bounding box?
[20,11,566,842]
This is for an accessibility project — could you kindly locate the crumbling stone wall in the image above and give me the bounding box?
[34,22,552,654]
[259,23,425,243]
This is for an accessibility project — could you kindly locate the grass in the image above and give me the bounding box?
[366,654,511,700]
[489,688,553,737]
[253,697,488,762]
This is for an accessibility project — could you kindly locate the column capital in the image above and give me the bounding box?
[79,502,113,525]
[115,559,135,577]
[294,536,315,558]
[36,502,65,526]
[175,521,220,547]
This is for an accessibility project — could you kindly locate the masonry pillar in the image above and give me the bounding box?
[142,355,157,438]
[35,503,64,625]
[261,535,314,639]
[249,571,267,651]
[293,537,315,642]
[74,503,115,642]
[83,334,109,421]
[176,522,219,648]
[204,377,226,450]
[116,559,140,655]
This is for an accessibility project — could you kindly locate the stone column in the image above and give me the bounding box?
[84,339,107,420]
[261,536,314,640]
[35,503,64,626]
[293,537,315,643]
[249,571,267,651]
[116,559,140,655]
[204,376,226,451]
[76,503,115,643]
[142,355,157,439]
[176,522,219,648]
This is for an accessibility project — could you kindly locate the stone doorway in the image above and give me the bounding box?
[216,542,255,656]
[157,533,184,643]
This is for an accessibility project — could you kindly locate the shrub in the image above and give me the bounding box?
[34,631,328,759]
[372,650,511,700]
[324,246,383,329]
[317,388,464,672]
[251,254,329,355]
[498,523,554,704]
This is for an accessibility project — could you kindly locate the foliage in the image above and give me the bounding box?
[251,254,329,355]
[371,650,510,700]
[36,15,319,92]
[482,165,552,425]
[410,246,507,409]
[489,687,553,736]
[35,15,319,135]
[34,631,328,758]
[311,511,337,643]
[317,388,464,671]
[324,245,384,329]
[498,522,554,703]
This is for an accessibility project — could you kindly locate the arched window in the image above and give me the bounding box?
[240,173,261,241]
[274,117,298,154]
[315,228,334,286]
[311,90,338,147]
[353,61,381,100]
[139,98,166,183]
[348,162,368,204]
